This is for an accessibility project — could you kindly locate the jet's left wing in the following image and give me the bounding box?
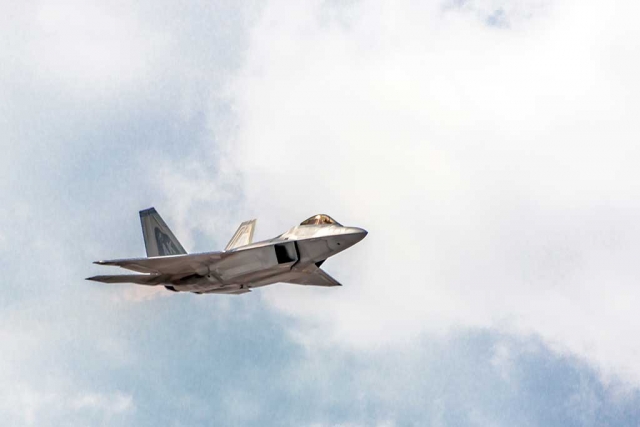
[283,265,342,287]
[94,251,225,275]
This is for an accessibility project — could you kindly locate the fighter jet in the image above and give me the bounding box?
[87,208,367,295]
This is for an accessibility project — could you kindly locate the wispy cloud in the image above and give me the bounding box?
[0,384,134,426]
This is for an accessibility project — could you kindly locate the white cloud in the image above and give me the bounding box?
[30,1,168,96]
[0,1,172,106]
[70,392,133,413]
[0,383,134,426]
[218,0,640,384]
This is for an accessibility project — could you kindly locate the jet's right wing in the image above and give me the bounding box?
[283,265,342,287]
[225,220,256,251]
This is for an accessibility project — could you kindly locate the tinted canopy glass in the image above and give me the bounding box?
[300,214,342,226]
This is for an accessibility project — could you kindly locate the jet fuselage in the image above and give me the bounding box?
[88,211,367,295]
[174,224,367,293]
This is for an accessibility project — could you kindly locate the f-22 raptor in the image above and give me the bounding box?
[87,208,367,295]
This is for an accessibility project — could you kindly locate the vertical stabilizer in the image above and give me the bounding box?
[139,208,187,257]
[225,220,256,251]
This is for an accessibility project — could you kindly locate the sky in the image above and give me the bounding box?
[2,0,640,425]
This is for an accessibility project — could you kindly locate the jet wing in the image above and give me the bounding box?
[94,251,225,275]
[283,266,342,287]
[86,274,169,285]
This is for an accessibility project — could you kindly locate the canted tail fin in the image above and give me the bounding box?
[139,207,187,257]
[225,219,256,251]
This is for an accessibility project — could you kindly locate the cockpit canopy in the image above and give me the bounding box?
[300,214,342,226]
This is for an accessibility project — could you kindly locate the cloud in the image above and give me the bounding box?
[70,392,133,413]
[263,329,640,427]
[444,0,550,27]
[0,387,134,426]
[220,0,640,383]
[0,1,256,423]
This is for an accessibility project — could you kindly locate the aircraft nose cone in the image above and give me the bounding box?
[345,227,368,242]
[325,226,368,253]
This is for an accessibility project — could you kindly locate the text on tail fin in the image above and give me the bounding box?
[139,207,187,257]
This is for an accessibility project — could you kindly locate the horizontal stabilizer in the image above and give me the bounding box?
[200,288,252,295]
[94,251,224,274]
[225,220,256,251]
[86,274,167,285]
